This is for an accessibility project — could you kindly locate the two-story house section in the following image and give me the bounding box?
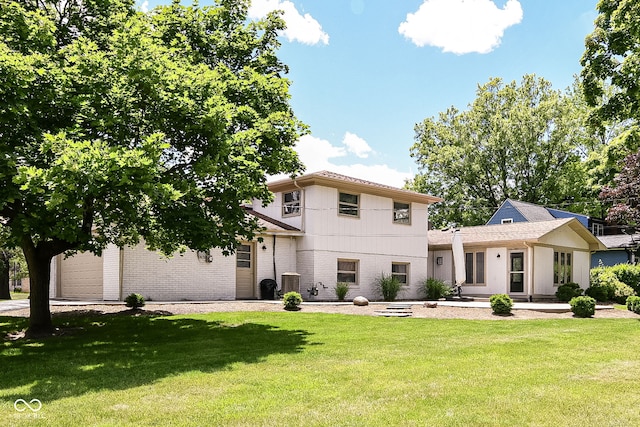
[256,171,442,300]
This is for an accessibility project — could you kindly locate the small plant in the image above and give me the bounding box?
[422,278,452,300]
[335,282,350,301]
[283,291,303,311]
[570,296,596,318]
[627,295,640,314]
[490,294,513,315]
[124,293,145,309]
[374,272,403,302]
[555,282,583,302]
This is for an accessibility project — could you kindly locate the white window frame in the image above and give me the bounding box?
[554,251,572,285]
[501,218,513,224]
[282,190,301,217]
[591,223,604,236]
[393,201,411,225]
[338,192,360,217]
[337,259,359,286]
[392,262,410,285]
[464,251,485,285]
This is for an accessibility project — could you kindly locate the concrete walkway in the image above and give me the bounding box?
[0,298,616,314]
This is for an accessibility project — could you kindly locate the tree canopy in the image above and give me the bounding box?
[408,74,590,227]
[0,0,305,334]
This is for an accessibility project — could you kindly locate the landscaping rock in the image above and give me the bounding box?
[424,302,438,308]
[353,296,369,306]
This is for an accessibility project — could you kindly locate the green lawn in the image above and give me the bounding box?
[8,292,29,300]
[1,311,639,426]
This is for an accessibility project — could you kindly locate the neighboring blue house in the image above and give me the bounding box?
[487,199,639,267]
[592,234,640,268]
[487,199,604,235]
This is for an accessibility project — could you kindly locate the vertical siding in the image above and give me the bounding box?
[533,246,554,296]
[255,235,298,289]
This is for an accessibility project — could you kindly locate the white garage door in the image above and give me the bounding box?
[60,252,103,299]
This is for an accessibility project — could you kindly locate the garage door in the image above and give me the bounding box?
[60,252,103,299]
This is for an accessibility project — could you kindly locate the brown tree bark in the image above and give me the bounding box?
[0,250,11,300]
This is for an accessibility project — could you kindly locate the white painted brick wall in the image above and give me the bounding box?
[122,243,236,301]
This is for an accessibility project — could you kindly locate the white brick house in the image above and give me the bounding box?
[50,171,441,301]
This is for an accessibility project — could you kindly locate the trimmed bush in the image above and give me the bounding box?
[610,264,640,294]
[570,296,596,317]
[283,292,303,310]
[124,293,145,309]
[374,273,403,302]
[422,278,452,300]
[555,282,583,302]
[627,295,640,314]
[334,282,350,301]
[490,294,513,315]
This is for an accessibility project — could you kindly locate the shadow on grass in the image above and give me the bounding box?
[0,312,310,403]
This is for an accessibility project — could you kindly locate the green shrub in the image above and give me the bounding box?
[613,281,636,304]
[124,293,145,309]
[334,282,350,301]
[570,296,596,318]
[283,292,303,310]
[422,278,452,300]
[490,294,513,315]
[555,282,583,302]
[374,273,403,302]
[610,263,640,294]
[626,295,640,314]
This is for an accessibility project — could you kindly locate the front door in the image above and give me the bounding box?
[509,252,525,293]
[236,243,255,299]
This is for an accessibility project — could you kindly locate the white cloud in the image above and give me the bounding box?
[138,0,149,12]
[398,0,523,54]
[286,134,411,188]
[248,0,329,45]
[342,132,373,159]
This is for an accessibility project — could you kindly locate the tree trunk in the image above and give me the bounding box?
[22,244,54,335]
[0,251,10,300]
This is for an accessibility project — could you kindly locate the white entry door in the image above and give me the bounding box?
[235,243,255,299]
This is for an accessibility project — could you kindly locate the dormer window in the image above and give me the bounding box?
[282,190,301,216]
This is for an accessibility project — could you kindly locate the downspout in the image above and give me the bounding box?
[272,235,277,281]
[119,248,124,301]
[524,242,533,302]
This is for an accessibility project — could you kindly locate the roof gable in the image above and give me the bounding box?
[429,218,605,251]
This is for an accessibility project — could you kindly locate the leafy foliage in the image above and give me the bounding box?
[409,75,591,227]
[555,282,583,303]
[0,0,305,332]
[569,296,596,318]
[124,293,145,309]
[599,149,640,227]
[422,278,452,300]
[334,282,350,301]
[374,273,403,302]
[489,294,513,315]
[589,265,639,303]
[626,295,640,314]
[282,291,302,310]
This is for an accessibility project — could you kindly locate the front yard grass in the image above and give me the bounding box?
[1,311,639,426]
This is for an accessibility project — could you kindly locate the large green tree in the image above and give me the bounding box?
[408,74,590,227]
[0,0,305,335]
[581,0,640,226]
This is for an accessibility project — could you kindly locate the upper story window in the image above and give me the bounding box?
[393,201,410,224]
[591,223,604,236]
[501,218,513,224]
[282,190,301,217]
[338,192,359,217]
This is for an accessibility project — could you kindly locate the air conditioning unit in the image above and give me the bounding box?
[281,272,300,294]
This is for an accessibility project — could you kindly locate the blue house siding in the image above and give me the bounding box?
[486,201,529,225]
[591,250,630,268]
[547,208,589,229]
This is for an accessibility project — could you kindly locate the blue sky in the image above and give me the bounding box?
[141,0,598,187]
